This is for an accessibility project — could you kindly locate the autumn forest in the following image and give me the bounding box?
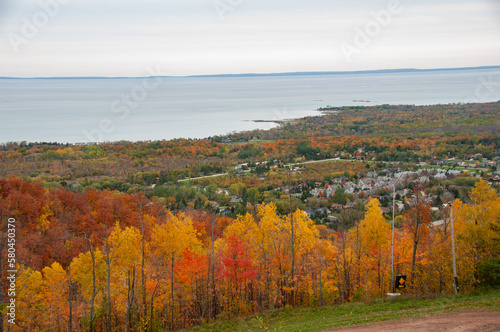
[0,102,499,331]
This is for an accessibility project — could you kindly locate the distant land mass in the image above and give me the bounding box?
[1,65,499,79]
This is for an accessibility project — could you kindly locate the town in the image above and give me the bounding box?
[160,152,500,227]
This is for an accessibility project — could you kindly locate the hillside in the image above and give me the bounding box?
[0,101,499,331]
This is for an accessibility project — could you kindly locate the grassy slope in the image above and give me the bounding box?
[181,290,500,332]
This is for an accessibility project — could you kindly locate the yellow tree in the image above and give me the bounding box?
[357,198,390,298]
[423,222,453,293]
[454,180,500,288]
[149,211,202,330]
[225,204,287,308]
[303,238,338,306]
[42,262,69,330]
[290,208,322,306]
[107,223,143,330]
[225,203,319,309]
[10,266,44,331]
[335,232,359,302]
[71,248,107,330]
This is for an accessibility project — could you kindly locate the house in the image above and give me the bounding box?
[326,215,338,223]
[230,196,242,204]
[486,176,500,184]
[381,206,391,214]
[431,219,445,227]
[331,203,349,212]
[310,188,320,196]
[234,163,248,170]
[394,201,405,212]
[433,173,447,181]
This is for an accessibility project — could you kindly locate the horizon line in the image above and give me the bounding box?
[1,65,499,79]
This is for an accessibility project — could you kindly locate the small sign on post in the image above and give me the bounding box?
[395,274,406,289]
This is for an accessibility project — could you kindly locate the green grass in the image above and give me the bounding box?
[421,165,488,172]
[180,290,500,332]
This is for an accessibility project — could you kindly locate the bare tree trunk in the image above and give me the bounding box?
[410,191,422,291]
[0,245,4,332]
[138,202,148,325]
[341,229,351,302]
[68,262,73,332]
[210,214,218,319]
[87,236,97,332]
[318,263,324,307]
[355,222,361,289]
[126,267,136,332]
[410,237,419,287]
[126,270,131,332]
[379,251,383,297]
[205,254,210,319]
[141,224,147,323]
[104,223,112,332]
[171,251,175,331]
[150,278,160,331]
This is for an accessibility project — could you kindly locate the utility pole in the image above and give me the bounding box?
[444,203,459,294]
[211,212,218,317]
[288,167,295,307]
[449,205,459,294]
[392,182,396,293]
[391,172,404,293]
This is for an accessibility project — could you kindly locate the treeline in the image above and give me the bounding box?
[227,102,500,141]
[1,134,498,192]
[0,178,499,331]
[1,102,499,192]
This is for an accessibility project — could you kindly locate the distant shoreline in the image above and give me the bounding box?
[3,101,499,145]
[247,118,303,126]
[1,65,499,80]
[248,108,340,125]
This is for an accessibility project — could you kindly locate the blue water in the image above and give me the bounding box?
[1,68,499,143]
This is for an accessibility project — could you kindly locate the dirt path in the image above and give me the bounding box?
[326,311,500,332]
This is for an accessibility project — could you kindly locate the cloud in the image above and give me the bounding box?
[0,0,499,77]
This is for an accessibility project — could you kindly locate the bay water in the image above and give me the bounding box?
[0,67,499,144]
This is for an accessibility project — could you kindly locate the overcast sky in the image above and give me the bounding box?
[1,0,499,77]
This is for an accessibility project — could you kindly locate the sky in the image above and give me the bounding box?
[0,0,499,77]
